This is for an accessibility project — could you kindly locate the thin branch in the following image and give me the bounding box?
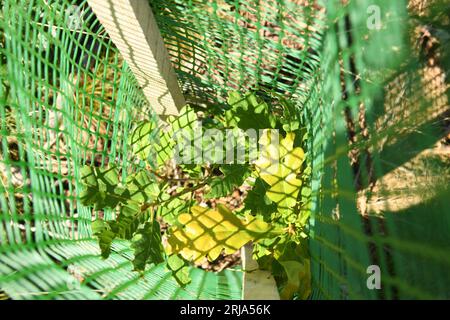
[140,181,208,212]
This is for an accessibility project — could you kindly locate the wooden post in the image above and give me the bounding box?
[241,243,280,300]
[87,0,185,115]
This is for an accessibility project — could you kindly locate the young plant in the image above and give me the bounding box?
[80,91,312,298]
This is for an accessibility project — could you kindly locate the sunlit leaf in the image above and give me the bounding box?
[166,205,277,263]
[167,254,191,286]
[156,196,194,225]
[279,260,311,300]
[255,131,305,213]
[129,121,157,163]
[162,105,200,164]
[126,170,159,203]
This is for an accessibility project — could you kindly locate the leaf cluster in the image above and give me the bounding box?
[80,91,312,298]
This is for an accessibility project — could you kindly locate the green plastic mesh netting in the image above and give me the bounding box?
[0,0,449,299]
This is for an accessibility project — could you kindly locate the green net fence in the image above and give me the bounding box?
[0,0,243,300]
[1,0,449,299]
[309,0,449,299]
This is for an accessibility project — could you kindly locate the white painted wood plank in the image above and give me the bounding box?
[87,0,185,115]
[241,243,280,300]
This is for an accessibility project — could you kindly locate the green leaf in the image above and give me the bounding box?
[79,166,127,210]
[167,105,199,132]
[179,164,203,179]
[91,203,148,258]
[227,91,250,111]
[244,177,277,219]
[129,121,157,163]
[155,130,176,165]
[126,171,159,203]
[112,202,142,239]
[81,165,162,260]
[158,105,200,165]
[131,221,164,271]
[205,164,251,199]
[128,106,199,166]
[81,166,159,211]
[91,220,116,259]
[273,240,311,300]
[280,98,300,132]
[253,235,283,261]
[167,254,191,287]
[225,91,276,130]
[156,196,194,225]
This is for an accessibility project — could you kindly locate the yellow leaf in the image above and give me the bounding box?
[255,131,305,212]
[166,205,274,263]
[279,259,311,300]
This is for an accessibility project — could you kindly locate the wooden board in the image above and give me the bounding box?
[87,0,185,115]
[241,243,280,300]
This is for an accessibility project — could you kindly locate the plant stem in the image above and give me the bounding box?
[140,181,208,213]
[147,166,203,183]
